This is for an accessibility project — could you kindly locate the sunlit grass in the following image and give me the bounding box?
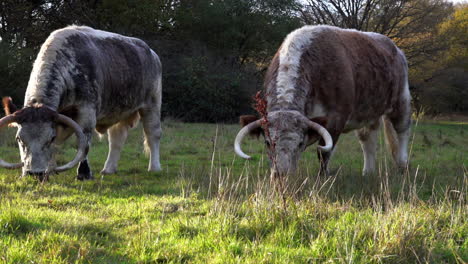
[0,120,466,263]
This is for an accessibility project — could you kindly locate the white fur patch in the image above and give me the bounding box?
[276,25,335,105]
[277,26,313,104]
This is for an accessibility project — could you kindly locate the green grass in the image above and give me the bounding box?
[0,120,466,263]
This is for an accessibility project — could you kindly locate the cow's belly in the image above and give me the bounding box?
[95,108,140,132]
[342,100,393,133]
[342,118,380,133]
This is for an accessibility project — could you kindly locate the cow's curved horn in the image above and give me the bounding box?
[234,119,262,159]
[55,114,87,172]
[305,119,333,152]
[0,115,22,169]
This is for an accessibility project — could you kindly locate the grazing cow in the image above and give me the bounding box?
[234,25,411,177]
[0,25,162,181]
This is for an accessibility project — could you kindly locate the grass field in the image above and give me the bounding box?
[0,120,466,263]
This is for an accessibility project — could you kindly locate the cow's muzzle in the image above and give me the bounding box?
[25,171,48,182]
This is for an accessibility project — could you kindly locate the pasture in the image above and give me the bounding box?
[0,120,466,263]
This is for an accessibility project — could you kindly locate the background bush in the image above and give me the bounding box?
[0,0,466,121]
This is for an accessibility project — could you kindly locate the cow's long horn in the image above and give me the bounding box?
[55,114,87,172]
[305,119,333,152]
[0,115,23,169]
[234,120,262,159]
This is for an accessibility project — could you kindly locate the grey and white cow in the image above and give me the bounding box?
[0,25,162,180]
[235,25,411,178]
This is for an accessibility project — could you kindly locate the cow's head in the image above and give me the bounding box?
[234,111,332,177]
[0,97,87,180]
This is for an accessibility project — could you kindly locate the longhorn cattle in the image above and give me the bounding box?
[0,25,162,180]
[235,25,411,177]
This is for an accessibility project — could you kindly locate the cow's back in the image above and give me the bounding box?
[25,26,161,118]
[296,26,407,123]
[63,27,160,116]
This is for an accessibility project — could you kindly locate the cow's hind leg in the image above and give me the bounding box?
[139,107,162,172]
[356,121,380,176]
[317,144,337,176]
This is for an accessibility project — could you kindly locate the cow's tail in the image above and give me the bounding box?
[382,116,399,162]
[143,64,162,157]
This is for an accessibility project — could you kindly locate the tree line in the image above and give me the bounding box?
[1,0,466,122]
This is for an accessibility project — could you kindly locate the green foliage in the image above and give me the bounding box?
[163,54,258,122]
[0,41,35,105]
[0,0,300,121]
[174,0,301,61]
[159,0,300,121]
[439,4,468,68]
[0,1,467,118]
[410,4,468,114]
[418,68,468,114]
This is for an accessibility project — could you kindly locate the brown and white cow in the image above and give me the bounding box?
[234,25,411,177]
[0,25,162,181]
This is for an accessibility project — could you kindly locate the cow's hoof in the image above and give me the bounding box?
[362,170,376,177]
[398,165,410,174]
[77,172,94,181]
[100,169,117,175]
[148,167,162,172]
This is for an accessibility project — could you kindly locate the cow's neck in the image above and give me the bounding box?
[266,91,307,114]
[24,83,62,110]
[23,45,71,111]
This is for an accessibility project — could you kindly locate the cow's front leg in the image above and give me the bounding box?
[317,145,336,175]
[76,129,93,180]
[316,116,345,176]
[75,109,95,180]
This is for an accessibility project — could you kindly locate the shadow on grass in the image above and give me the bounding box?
[0,209,135,263]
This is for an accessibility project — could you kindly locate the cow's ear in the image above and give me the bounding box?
[306,116,328,145]
[310,116,327,128]
[2,97,19,127]
[239,115,258,127]
[55,106,79,144]
[2,97,18,116]
[239,115,263,138]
